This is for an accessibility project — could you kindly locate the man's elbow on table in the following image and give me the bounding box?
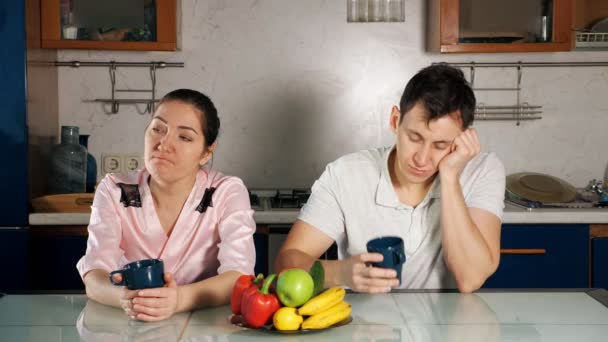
[454,260,500,294]
[455,278,483,294]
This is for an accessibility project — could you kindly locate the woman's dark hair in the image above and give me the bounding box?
[159,89,220,147]
[399,63,475,129]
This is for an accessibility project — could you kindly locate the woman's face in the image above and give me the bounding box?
[144,100,213,184]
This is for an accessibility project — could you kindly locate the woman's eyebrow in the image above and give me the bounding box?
[152,116,167,123]
[152,116,199,135]
[177,126,199,134]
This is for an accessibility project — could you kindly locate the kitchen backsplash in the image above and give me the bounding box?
[55,0,608,188]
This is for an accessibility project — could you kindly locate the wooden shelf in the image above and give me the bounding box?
[40,0,176,51]
[430,0,572,53]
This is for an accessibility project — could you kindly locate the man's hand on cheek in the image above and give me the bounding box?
[438,128,481,180]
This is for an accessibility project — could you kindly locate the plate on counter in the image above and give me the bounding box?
[229,314,352,334]
[591,17,608,32]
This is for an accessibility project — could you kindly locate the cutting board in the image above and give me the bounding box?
[31,193,94,213]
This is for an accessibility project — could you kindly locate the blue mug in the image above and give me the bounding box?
[109,259,165,290]
[366,236,406,285]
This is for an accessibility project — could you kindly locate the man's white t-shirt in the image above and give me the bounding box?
[298,146,505,289]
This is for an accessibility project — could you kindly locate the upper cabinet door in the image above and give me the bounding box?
[41,0,176,51]
[429,0,572,53]
[573,0,608,50]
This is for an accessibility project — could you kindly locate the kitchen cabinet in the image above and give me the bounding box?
[483,224,589,288]
[254,227,269,276]
[25,224,267,290]
[573,0,608,50]
[1,0,28,294]
[1,0,28,231]
[592,237,608,288]
[40,0,176,51]
[428,0,572,53]
[28,227,87,291]
[0,229,29,292]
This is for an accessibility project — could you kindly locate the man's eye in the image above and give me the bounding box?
[408,135,421,142]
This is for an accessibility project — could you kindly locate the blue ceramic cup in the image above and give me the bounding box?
[109,259,165,290]
[366,236,406,285]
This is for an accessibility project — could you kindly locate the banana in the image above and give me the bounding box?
[298,287,346,316]
[301,301,351,330]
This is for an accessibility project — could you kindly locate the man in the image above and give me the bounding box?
[275,64,505,293]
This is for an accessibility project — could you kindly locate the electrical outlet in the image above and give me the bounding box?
[124,154,144,172]
[102,154,122,173]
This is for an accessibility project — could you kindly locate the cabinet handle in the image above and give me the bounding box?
[500,249,546,255]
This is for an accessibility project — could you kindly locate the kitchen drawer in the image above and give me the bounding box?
[483,224,589,288]
[593,237,608,289]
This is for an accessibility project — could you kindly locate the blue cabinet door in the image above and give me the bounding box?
[29,235,88,290]
[0,0,28,227]
[0,228,29,292]
[253,232,268,276]
[484,224,589,288]
[593,237,608,289]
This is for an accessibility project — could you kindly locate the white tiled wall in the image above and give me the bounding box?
[56,0,608,188]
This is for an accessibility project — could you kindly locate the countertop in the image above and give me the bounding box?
[1,290,607,341]
[28,202,608,226]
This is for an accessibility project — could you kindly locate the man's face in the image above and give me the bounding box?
[390,102,464,185]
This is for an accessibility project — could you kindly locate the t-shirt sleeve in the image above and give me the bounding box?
[216,179,256,275]
[76,176,125,278]
[465,153,506,220]
[298,163,345,241]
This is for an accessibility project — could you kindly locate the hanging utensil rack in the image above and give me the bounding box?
[55,61,184,114]
[441,61,608,125]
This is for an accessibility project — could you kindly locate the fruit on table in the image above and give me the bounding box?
[276,268,314,307]
[298,287,346,316]
[242,274,281,328]
[230,273,263,315]
[301,301,352,330]
[239,274,266,315]
[273,307,304,331]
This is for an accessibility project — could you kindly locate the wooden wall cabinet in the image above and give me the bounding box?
[429,0,572,53]
[573,0,608,50]
[40,0,176,51]
[574,0,608,31]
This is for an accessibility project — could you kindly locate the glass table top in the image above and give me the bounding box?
[1,290,607,341]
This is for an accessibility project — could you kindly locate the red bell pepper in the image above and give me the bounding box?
[242,273,280,328]
[240,275,266,315]
[231,274,263,314]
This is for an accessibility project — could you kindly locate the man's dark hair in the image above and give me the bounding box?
[160,89,220,147]
[399,63,475,129]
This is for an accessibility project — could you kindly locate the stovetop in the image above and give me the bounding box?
[249,189,311,211]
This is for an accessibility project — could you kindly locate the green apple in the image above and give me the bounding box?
[276,268,314,307]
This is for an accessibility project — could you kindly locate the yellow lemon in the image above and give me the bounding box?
[272,307,303,331]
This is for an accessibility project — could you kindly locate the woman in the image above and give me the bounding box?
[77,89,256,321]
